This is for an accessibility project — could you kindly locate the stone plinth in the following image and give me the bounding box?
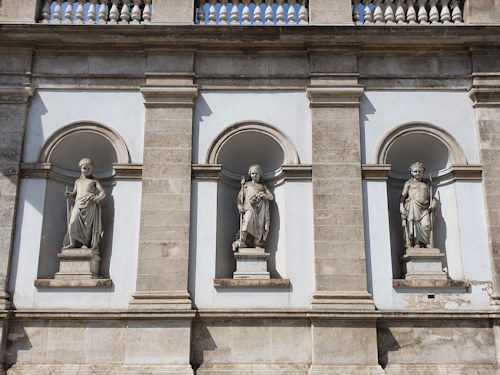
[233,247,270,279]
[402,247,447,280]
[54,248,101,279]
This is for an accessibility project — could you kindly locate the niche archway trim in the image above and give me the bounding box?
[38,121,130,164]
[206,121,299,165]
[376,122,467,165]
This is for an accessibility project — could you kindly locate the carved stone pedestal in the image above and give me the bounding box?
[402,247,447,280]
[54,247,101,279]
[233,247,270,279]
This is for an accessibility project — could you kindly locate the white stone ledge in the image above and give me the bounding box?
[213,278,291,288]
[392,278,470,292]
[34,278,113,288]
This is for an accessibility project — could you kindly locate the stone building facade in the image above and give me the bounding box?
[0,0,500,373]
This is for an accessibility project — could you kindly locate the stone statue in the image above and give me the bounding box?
[233,164,273,251]
[400,162,437,249]
[63,158,106,250]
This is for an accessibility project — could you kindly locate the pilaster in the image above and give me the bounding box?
[468,48,500,309]
[463,0,500,25]
[306,58,374,310]
[131,73,198,311]
[0,83,34,311]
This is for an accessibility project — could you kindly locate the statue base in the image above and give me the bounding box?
[233,247,270,279]
[54,247,101,279]
[402,247,447,280]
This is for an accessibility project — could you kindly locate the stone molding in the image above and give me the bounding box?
[38,121,131,164]
[129,291,192,310]
[213,278,291,288]
[392,279,470,291]
[192,164,312,183]
[0,83,34,104]
[205,121,300,165]
[311,291,375,311]
[362,164,482,181]
[469,83,500,107]
[375,121,467,165]
[112,163,143,179]
[34,279,113,288]
[306,86,364,108]
[140,85,198,108]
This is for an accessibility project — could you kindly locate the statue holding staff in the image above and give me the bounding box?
[233,164,273,250]
[63,158,106,250]
[400,162,437,249]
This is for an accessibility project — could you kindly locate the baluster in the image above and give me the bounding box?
[242,0,251,24]
[143,0,152,23]
[219,0,229,24]
[63,0,75,23]
[109,0,120,23]
[120,0,131,23]
[87,0,98,23]
[131,0,142,23]
[395,0,405,23]
[208,0,217,24]
[98,0,109,23]
[362,0,373,24]
[254,0,263,25]
[276,0,286,24]
[428,0,439,23]
[197,0,206,24]
[373,0,384,24]
[417,0,429,24]
[298,0,308,24]
[41,0,52,23]
[384,0,395,24]
[450,0,463,23]
[265,0,274,25]
[51,0,63,24]
[74,0,85,24]
[287,0,296,24]
[231,0,240,24]
[406,0,417,24]
[440,0,451,23]
[352,0,361,24]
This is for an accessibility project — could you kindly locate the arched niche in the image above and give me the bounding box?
[38,122,129,279]
[207,121,298,279]
[377,123,466,279]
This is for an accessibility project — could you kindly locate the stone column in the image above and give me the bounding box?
[130,72,197,310]
[151,0,196,24]
[469,48,500,309]
[308,0,354,25]
[0,0,37,23]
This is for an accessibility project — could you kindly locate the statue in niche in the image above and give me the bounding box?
[400,161,437,249]
[63,158,106,250]
[232,164,274,251]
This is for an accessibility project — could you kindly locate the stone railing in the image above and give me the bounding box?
[352,0,464,25]
[196,0,309,25]
[38,0,152,24]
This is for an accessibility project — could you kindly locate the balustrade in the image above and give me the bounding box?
[353,0,463,24]
[196,0,308,25]
[39,0,152,24]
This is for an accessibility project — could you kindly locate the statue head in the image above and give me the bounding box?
[78,157,94,177]
[248,164,263,183]
[409,162,425,181]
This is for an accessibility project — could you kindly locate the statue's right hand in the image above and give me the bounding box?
[65,191,75,198]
